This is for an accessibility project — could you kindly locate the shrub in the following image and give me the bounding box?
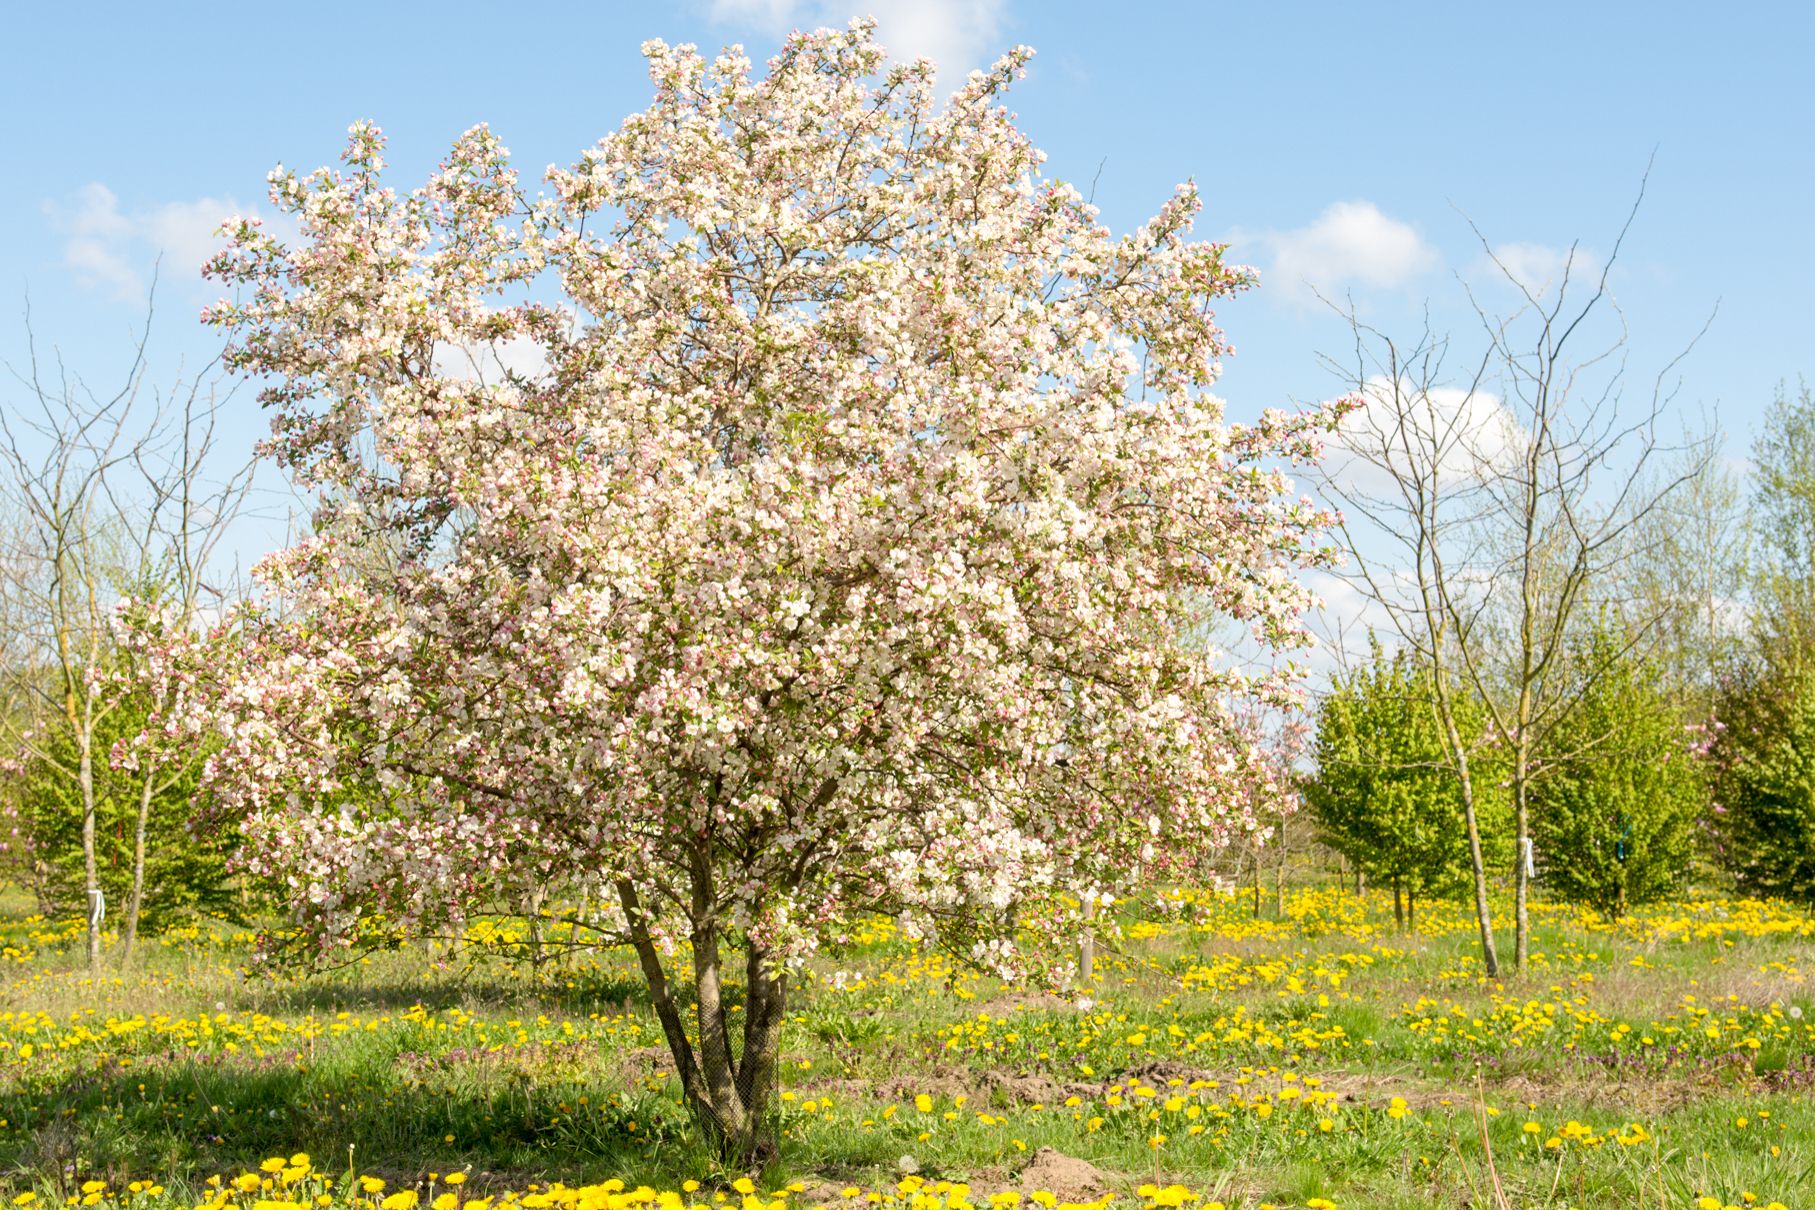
[1707,662,1815,906]
[1305,644,1506,926]
[1530,630,1704,917]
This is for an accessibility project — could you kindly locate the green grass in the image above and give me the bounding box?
[0,888,1808,1209]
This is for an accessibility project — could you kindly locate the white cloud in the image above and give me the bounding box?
[44,184,140,299]
[1307,375,1527,682]
[1322,375,1524,503]
[431,336,551,385]
[1480,241,1601,300]
[710,0,798,25]
[1240,201,1438,306]
[43,184,249,302]
[1301,568,1402,675]
[708,0,1008,84]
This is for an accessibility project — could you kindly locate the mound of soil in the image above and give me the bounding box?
[1017,1147,1113,1202]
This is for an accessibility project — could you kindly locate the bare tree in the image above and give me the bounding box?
[1317,183,1711,975]
[0,291,252,968]
[111,374,254,958]
[1315,322,1509,974]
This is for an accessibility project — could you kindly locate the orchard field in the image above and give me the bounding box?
[0,887,1808,1210]
[4,16,1814,1210]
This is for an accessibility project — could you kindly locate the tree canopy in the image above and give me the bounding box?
[177,22,1345,1157]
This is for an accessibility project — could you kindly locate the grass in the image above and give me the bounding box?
[0,887,1808,1209]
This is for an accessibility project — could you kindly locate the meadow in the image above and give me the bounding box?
[0,887,1808,1210]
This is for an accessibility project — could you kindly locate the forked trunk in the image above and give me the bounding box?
[616,877,789,1163]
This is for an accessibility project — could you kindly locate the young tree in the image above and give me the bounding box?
[11,655,239,931]
[0,301,251,966]
[1313,331,1506,972]
[1305,643,1505,928]
[189,24,1344,1160]
[0,355,131,971]
[1318,187,1711,972]
[1528,625,1703,917]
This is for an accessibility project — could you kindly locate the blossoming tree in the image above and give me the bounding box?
[195,22,1343,1159]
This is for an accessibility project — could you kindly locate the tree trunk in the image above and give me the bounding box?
[616,871,788,1164]
[1393,877,1403,929]
[1460,788,1499,978]
[122,769,155,962]
[1354,863,1365,897]
[687,859,746,1150]
[1273,826,1287,918]
[1513,763,1530,971]
[1078,898,1095,984]
[1431,671,1500,978]
[1407,886,1415,931]
[736,941,788,1161]
[617,879,708,1095]
[524,883,548,975]
[79,720,101,972]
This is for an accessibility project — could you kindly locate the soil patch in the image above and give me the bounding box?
[1016,1148,1114,1202]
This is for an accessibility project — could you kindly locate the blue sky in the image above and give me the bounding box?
[2,1,1809,568]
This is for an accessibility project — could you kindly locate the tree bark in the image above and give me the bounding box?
[1078,898,1095,984]
[736,942,788,1161]
[617,867,789,1164]
[1460,788,1499,978]
[523,883,548,975]
[689,895,747,1151]
[1274,825,1287,917]
[1513,770,1530,970]
[1430,664,1500,978]
[122,769,155,961]
[79,717,100,972]
[616,880,714,1131]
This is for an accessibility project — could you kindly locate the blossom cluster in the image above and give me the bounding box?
[185,20,1347,973]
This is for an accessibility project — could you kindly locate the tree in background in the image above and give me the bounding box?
[1316,180,1713,972]
[184,23,1345,1161]
[1723,675,1815,906]
[1306,642,1504,928]
[0,301,252,966]
[1698,381,1815,907]
[1751,381,1815,664]
[1618,449,1751,722]
[1706,661,1815,906]
[1529,625,1703,917]
[10,649,239,932]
